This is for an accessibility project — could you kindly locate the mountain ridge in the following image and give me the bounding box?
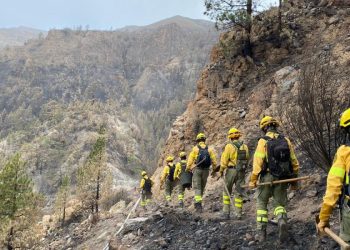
[0,16,219,199]
[0,26,46,48]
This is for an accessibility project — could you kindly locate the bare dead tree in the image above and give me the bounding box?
[284,55,350,172]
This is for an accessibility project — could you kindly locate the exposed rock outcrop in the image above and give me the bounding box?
[153,2,350,191]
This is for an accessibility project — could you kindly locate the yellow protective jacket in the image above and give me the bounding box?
[250,131,299,183]
[220,140,249,172]
[186,142,217,171]
[140,175,154,189]
[319,145,350,223]
[160,163,176,183]
[175,160,187,180]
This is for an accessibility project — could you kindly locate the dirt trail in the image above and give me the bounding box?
[40,170,340,250]
[108,172,339,250]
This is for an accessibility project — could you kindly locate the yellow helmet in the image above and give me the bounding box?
[340,108,350,128]
[179,151,186,158]
[196,133,206,141]
[166,155,174,162]
[259,116,280,130]
[141,171,147,177]
[228,127,241,139]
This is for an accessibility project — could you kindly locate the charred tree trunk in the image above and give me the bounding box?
[6,227,14,250]
[95,171,100,214]
[244,0,253,57]
[278,0,282,33]
[61,193,66,227]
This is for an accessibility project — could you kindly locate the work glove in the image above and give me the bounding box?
[316,220,329,237]
[319,204,333,226]
[249,173,258,189]
[248,181,257,190]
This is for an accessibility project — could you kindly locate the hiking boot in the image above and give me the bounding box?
[255,229,266,242]
[195,203,203,213]
[278,218,288,243]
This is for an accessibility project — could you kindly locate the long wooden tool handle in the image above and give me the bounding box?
[325,227,350,250]
[221,178,235,210]
[190,157,207,171]
[241,176,311,188]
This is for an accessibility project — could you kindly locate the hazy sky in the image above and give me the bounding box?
[0,0,278,30]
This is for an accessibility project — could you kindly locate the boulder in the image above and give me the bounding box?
[274,66,299,93]
[109,200,126,214]
[328,16,340,25]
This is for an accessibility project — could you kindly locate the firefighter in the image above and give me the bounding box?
[186,133,217,212]
[249,116,299,242]
[219,127,249,219]
[317,108,350,246]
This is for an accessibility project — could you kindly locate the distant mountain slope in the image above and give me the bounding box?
[117,15,214,32]
[0,16,218,197]
[0,26,46,48]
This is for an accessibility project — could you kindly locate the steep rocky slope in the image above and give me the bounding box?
[153,1,350,185]
[0,16,218,198]
[35,2,350,250]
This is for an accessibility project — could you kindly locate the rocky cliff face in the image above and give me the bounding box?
[0,16,218,198]
[35,4,350,250]
[153,3,350,189]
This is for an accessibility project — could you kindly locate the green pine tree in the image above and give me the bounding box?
[0,153,42,249]
[204,0,255,56]
[77,125,109,214]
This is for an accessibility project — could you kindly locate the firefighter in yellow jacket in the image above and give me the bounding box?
[249,116,299,242]
[160,155,176,204]
[174,151,188,208]
[186,133,217,212]
[317,108,350,245]
[139,171,154,208]
[219,128,249,219]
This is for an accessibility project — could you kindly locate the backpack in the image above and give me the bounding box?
[196,145,212,169]
[231,141,248,171]
[179,160,193,189]
[168,164,176,181]
[143,178,152,193]
[180,160,187,172]
[263,135,293,178]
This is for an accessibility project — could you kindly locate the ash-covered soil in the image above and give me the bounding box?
[109,171,340,250]
[40,168,341,250]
